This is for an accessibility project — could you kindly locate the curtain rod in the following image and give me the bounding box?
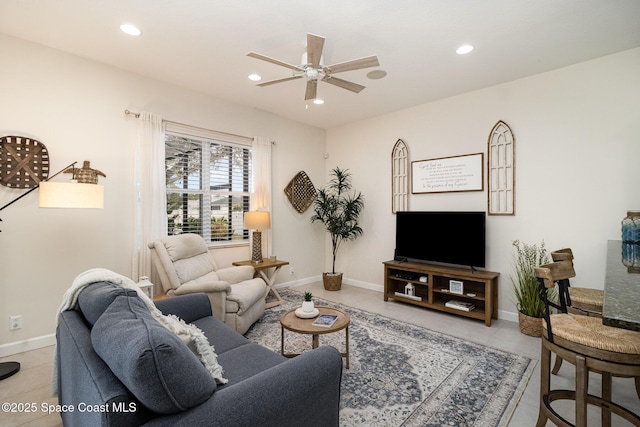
[124,110,275,145]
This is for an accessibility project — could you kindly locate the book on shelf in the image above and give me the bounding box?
[312,314,339,328]
[445,300,475,312]
[394,291,422,301]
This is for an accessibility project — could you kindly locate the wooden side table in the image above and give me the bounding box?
[232,258,289,308]
[279,307,350,368]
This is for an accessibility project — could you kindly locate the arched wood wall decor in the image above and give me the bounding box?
[391,139,409,213]
[487,121,515,215]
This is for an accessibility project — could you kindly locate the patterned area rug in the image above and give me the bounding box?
[245,289,535,427]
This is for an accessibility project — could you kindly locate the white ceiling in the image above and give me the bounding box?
[1,0,639,129]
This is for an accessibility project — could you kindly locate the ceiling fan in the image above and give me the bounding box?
[247,33,380,101]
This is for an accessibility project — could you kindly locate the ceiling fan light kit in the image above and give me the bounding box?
[247,33,380,101]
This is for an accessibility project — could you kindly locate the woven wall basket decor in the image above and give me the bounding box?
[0,135,50,189]
[284,171,316,213]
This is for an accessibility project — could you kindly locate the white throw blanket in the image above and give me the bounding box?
[51,268,227,397]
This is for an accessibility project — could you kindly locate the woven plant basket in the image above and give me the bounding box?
[322,273,343,291]
[518,311,543,337]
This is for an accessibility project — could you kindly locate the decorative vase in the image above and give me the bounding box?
[301,300,315,313]
[322,272,343,291]
[517,311,542,337]
[621,212,640,273]
[622,211,640,244]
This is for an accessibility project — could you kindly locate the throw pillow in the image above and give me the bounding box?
[77,282,137,325]
[91,295,217,414]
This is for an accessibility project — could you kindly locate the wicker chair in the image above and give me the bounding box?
[535,260,640,427]
[549,248,604,375]
[551,248,604,316]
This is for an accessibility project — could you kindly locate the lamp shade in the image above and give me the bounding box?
[39,181,104,209]
[244,211,270,230]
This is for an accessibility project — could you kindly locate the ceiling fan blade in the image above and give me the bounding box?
[247,52,304,72]
[306,33,325,68]
[324,55,380,74]
[304,80,318,100]
[322,75,366,93]
[257,75,303,87]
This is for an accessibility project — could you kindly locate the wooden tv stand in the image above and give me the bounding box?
[383,260,499,326]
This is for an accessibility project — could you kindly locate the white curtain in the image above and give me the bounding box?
[132,111,167,283]
[251,136,272,256]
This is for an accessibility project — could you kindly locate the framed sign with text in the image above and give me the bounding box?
[411,153,484,194]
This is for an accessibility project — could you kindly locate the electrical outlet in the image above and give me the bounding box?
[289,267,294,276]
[10,315,22,330]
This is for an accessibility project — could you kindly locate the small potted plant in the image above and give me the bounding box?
[311,167,365,291]
[510,239,555,336]
[302,291,314,313]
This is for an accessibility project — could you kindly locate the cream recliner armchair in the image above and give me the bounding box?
[148,234,267,334]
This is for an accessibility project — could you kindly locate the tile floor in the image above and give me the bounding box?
[1,283,638,426]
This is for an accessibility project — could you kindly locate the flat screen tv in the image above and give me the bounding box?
[395,211,486,269]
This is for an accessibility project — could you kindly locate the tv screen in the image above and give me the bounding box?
[395,211,486,268]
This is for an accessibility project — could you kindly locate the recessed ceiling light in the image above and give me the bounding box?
[313,99,324,105]
[248,74,262,81]
[120,23,142,37]
[456,44,474,55]
[367,70,387,80]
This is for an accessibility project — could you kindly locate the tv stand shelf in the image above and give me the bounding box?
[383,260,499,326]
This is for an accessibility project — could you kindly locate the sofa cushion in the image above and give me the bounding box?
[216,343,286,390]
[77,282,137,325]
[91,295,217,414]
[191,316,251,355]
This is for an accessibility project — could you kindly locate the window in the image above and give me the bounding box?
[165,126,252,245]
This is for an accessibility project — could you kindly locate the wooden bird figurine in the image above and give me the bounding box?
[64,160,106,184]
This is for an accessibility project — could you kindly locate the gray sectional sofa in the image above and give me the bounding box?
[55,281,343,426]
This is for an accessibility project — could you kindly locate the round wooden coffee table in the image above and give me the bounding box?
[280,306,350,368]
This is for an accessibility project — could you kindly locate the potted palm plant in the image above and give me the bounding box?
[510,239,553,336]
[311,167,364,291]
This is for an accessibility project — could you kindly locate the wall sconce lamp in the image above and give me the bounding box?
[244,211,270,263]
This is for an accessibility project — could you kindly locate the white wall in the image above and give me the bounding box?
[2,33,638,355]
[0,34,326,354]
[326,47,640,320]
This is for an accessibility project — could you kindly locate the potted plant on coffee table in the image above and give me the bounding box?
[311,167,364,291]
[302,291,314,313]
[510,239,554,336]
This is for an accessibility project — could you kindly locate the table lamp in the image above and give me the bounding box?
[244,211,270,263]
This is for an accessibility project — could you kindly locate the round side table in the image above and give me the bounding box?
[280,306,350,368]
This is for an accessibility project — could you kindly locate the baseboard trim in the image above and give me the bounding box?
[286,275,518,323]
[277,275,322,289]
[498,309,519,323]
[0,333,56,357]
[343,277,384,292]
[0,278,518,357]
